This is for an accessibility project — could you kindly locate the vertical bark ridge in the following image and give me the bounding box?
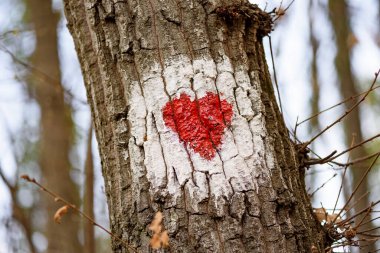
[203,10,269,253]
[113,2,153,250]
[82,2,139,250]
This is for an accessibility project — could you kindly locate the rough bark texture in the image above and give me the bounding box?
[63,0,325,252]
[27,0,81,252]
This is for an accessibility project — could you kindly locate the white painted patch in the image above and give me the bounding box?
[218,130,238,161]
[216,53,234,72]
[224,156,255,192]
[209,173,233,216]
[144,114,167,193]
[142,76,169,133]
[193,56,218,95]
[160,131,193,186]
[231,117,254,158]
[185,172,209,213]
[165,165,182,208]
[215,71,236,100]
[129,138,151,211]
[128,81,147,146]
[129,138,146,182]
[235,87,255,120]
[235,67,252,90]
[163,55,193,96]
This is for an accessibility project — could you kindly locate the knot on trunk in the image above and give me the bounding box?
[215,3,273,37]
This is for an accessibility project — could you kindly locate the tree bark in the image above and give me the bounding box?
[63,0,325,252]
[26,0,81,252]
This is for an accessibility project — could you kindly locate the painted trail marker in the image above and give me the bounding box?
[163,92,233,160]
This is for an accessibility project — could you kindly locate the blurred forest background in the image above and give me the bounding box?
[0,0,379,252]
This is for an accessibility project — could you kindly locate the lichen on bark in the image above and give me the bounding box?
[64,0,326,252]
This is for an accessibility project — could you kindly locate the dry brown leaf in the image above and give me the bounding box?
[161,230,169,248]
[276,8,286,16]
[54,205,70,224]
[149,212,163,234]
[314,207,327,222]
[326,213,341,224]
[148,211,170,249]
[150,233,161,249]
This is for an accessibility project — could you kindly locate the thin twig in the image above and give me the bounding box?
[354,202,375,229]
[333,150,380,167]
[359,233,380,238]
[337,200,380,227]
[0,166,14,190]
[322,133,380,164]
[268,35,283,114]
[273,0,296,22]
[341,191,370,218]
[309,173,337,197]
[332,152,380,224]
[304,150,337,166]
[20,174,139,253]
[358,225,380,235]
[297,85,380,126]
[333,134,356,214]
[356,216,380,230]
[0,43,87,105]
[325,238,379,251]
[332,165,348,214]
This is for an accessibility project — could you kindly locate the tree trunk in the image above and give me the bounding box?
[63,1,325,252]
[26,0,82,252]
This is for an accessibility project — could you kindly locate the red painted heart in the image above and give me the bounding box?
[162,92,233,160]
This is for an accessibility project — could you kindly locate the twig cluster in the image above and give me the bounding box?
[295,69,380,252]
[296,69,380,169]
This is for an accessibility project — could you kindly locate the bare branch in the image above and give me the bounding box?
[302,69,380,149]
[297,84,380,126]
[309,173,337,197]
[20,174,140,253]
[332,152,380,224]
[0,43,87,105]
[268,35,283,114]
[337,200,380,227]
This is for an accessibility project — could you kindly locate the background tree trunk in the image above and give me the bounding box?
[26,0,82,252]
[328,2,374,252]
[84,125,95,253]
[63,0,325,252]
